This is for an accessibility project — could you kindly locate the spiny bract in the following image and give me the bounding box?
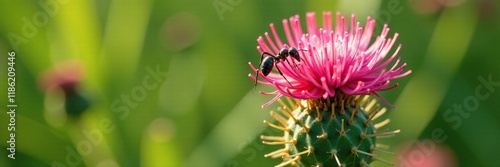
[262,94,398,167]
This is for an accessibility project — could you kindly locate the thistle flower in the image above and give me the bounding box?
[249,12,411,167]
[40,61,90,118]
[249,12,411,108]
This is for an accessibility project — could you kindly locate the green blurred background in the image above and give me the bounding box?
[0,0,499,166]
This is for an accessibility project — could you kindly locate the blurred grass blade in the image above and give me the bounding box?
[391,4,477,140]
[101,0,153,83]
[141,118,182,167]
[0,114,69,164]
[336,0,380,19]
[185,92,271,167]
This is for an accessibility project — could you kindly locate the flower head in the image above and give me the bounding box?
[39,60,82,93]
[39,60,90,117]
[249,12,411,108]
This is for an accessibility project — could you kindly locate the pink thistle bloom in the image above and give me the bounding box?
[249,12,411,108]
[39,60,82,92]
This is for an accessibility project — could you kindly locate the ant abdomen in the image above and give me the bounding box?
[261,56,275,76]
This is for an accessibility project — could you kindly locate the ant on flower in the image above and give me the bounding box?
[252,47,302,92]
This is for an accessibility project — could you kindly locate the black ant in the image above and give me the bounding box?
[252,47,301,92]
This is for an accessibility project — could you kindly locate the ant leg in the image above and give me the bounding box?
[284,58,301,71]
[284,58,293,67]
[275,64,293,87]
[292,59,300,71]
[252,69,259,93]
[253,52,274,93]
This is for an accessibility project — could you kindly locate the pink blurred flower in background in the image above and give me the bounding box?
[39,60,82,93]
[397,141,457,167]
[39,60,90,117]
